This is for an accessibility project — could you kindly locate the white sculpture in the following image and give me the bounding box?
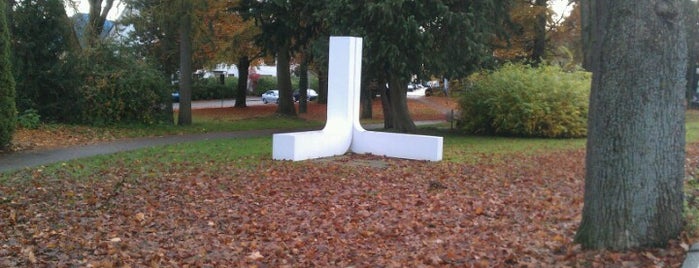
[273,36,443,161]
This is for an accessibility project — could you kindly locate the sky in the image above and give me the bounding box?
[550,0,573,21]
[67,0,574,22]
[66,0,125,20]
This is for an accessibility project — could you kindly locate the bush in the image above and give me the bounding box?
[17,109,40,129]
[191,77,237,100]
[458,63,590,138]
[72,43,172,125]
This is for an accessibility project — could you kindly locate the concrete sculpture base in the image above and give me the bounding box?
[273,36,443,162]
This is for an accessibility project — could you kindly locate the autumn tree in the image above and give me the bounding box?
[0,0,16,149]
[575,0,687,249]
[548,2,583,69]
[202,0,260,108]
[493,0,551,64]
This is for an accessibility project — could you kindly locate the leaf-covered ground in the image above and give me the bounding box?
[2,97,697,266]
[2,149,696,267]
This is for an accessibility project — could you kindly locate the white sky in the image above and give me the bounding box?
[66,0,124,20]
[551,0,573,21]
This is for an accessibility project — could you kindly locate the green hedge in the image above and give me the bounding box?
[458,63,591,138]
[191,78,237,100]
[73,44,172,125]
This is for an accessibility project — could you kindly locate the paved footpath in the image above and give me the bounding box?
[0,128,293,173]
[0,120,445,174]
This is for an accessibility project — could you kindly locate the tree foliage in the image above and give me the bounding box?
[492,0,550,64]
[0,0,16,149]
[324,0,511,132]
[238,0,324,116]
[9,0,76,118]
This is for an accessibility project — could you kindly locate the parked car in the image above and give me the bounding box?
[293,89,319,102]
[407,83,433,96]
[172,92,180,102]
[261,90,279,104]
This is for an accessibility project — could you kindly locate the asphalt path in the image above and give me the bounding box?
[172,96,265,110]
[0,95,444,173]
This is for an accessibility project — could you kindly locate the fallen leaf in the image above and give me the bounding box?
[247,251,264,260]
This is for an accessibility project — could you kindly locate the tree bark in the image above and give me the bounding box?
[360,71,372,119]
[317,68,328,104]
[87,0,114,41]
[276,45,296,116]
[531,0,547,66]
[176,0,192,126]
[235,56,249,108]
[387,74,415,133]
[298,55,308,114]
[575,0,687,250]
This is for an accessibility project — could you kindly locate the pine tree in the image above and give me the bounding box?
[0,0,16,149]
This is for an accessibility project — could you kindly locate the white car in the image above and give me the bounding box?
[261,90,279,104]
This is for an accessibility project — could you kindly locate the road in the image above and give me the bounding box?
[173,96,265,110]
[174,94,434,111]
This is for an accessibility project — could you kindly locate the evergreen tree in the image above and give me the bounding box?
[0,0,16,149]
[9,0,76,119]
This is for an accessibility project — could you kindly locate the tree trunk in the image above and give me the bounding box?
[575,0,687,250]
[276,45,296,116]
[684,0,699,104]
[176,0,192,126]
[87,0,114,42]
[531,0,547,66]
[580,0,601,72]
[387,74,415,133]
[235,56,249,108]
[318,68,328,104]
[379,77,393,129]
[360,72,372,119]
[298,56,308,114]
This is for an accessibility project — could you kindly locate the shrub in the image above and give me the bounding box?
[458,63,590,138]
[73,43,172,125]
[17,109,40,129]
[191,78,237,100]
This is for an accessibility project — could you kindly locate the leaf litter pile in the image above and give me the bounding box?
[3,147,696,267]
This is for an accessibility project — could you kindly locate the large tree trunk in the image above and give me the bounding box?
[360,72,372,119]
[276,45,296,116]
[298,55,309,114]
[387,74,415,133]
[531,0,547,66]
[317,68,328,104]
[176,0,192,126]
[235,56,249,108]
[378,76,393,129]
[575,0,687,250]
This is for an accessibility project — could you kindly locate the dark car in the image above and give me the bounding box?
[172,92,180,102]
[293,89,319,102]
